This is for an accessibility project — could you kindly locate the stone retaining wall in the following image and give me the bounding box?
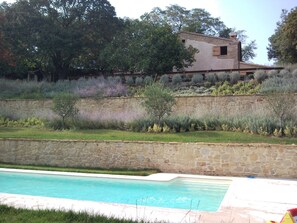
[0,95,273,121]
[1,139,296,178]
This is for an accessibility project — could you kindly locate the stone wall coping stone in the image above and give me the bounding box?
[1,138,296,148]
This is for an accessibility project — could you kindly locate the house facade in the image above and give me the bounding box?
[179,31,242,71]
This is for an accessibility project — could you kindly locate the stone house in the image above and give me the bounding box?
[179,31,269,72]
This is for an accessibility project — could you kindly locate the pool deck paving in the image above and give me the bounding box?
[0,169,297,223]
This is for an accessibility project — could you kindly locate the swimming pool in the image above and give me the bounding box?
[0,170,230,211]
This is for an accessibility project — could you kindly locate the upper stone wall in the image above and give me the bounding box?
[0,95,273,121]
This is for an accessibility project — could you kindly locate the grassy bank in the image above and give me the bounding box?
[0,163,158,176]
[0,205,145,223]
[0,127,297,144]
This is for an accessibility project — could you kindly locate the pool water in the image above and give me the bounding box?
[0,171,230,211]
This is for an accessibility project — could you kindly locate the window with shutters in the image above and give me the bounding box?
[213,46,228,56]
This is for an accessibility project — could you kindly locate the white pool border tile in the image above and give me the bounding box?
[1,168,297,223]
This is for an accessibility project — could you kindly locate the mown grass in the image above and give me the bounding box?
[0,163,158,176]
[0,127,297,144]
[0,205,146,223]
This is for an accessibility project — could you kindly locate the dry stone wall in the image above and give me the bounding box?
[0,139,296,178]
[0,95,273,121]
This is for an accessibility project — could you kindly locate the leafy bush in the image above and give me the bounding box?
[0,116,44,128]
[293,69,297,78]
[212,81,260,96]
[135,77,143,86]
[254,70,268,83]
[267,70,279,77]
[125,76,134,85]
[74,118,126,130]
[279,69,291,78]
[159,74,169,85]
[229,72,240,84]
[261,76,297,93]
[172,74,182,85]
[191,74,203,84]
[205,73,217,84]
[129,119,154,132]
[142,82,176,123]
[144,76,153,85]
[216,72,229,82]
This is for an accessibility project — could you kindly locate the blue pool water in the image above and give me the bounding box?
[0,171,230,211]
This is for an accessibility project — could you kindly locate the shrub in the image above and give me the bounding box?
[144,76,153,85]
[129,119,154,132]
[279,69,291,78]
[261,76,297,93]
[142,82,176,123]
[293,69,297,78]
[212,81,260,96]
[52,93,79,129]
[205,73,217,84]
[114,76,122,84]
[216,72,229,82]
[229,72,240,84]
[172,74,182,85]
[0,116,44,128]
[267,70,279,77]
[159,74,169,85]
[191,74,203,84]
[264,92,296,130]
[135,77,143,86]
[125,76,134,85]
[254,70,268,83]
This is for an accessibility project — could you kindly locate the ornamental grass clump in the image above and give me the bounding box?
[172,74,182,85]
[216,72,229,82]
[144,76,153,85]
[229,72,240,84]
[254,70,268,83]
[205,72,217,84]
[159,74,169,85]
[191,74,203,84]
[135,77,143,86]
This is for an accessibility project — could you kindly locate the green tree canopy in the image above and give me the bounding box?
[267,7,297,64]
[103,19,197,75]
[0,0,122,80]
[141,5,226,35]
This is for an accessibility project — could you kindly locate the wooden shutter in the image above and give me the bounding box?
[213,46,220,56]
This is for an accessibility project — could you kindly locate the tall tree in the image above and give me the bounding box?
[1,0,122,81]
[103,19,197,75]
[142,5,226,36]
[0,7,15,75]
[267,7,297,64]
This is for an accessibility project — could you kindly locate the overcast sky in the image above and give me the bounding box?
[2,0,296,65]
[108,0,296,65]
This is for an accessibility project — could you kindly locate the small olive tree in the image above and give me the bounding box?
[265,92,296,133]
[52,93,79,129]
[142,82,176,123]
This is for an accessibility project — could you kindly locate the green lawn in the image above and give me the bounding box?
[0,205,145,223]
[0,127,297,144]
[0,163,158,176]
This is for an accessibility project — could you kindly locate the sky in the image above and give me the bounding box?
[108,0,296,65]
[2,0,296,65]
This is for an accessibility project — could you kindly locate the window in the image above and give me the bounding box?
[182,39,186,43]
[220,46,227,55]
[213,46,228,56]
